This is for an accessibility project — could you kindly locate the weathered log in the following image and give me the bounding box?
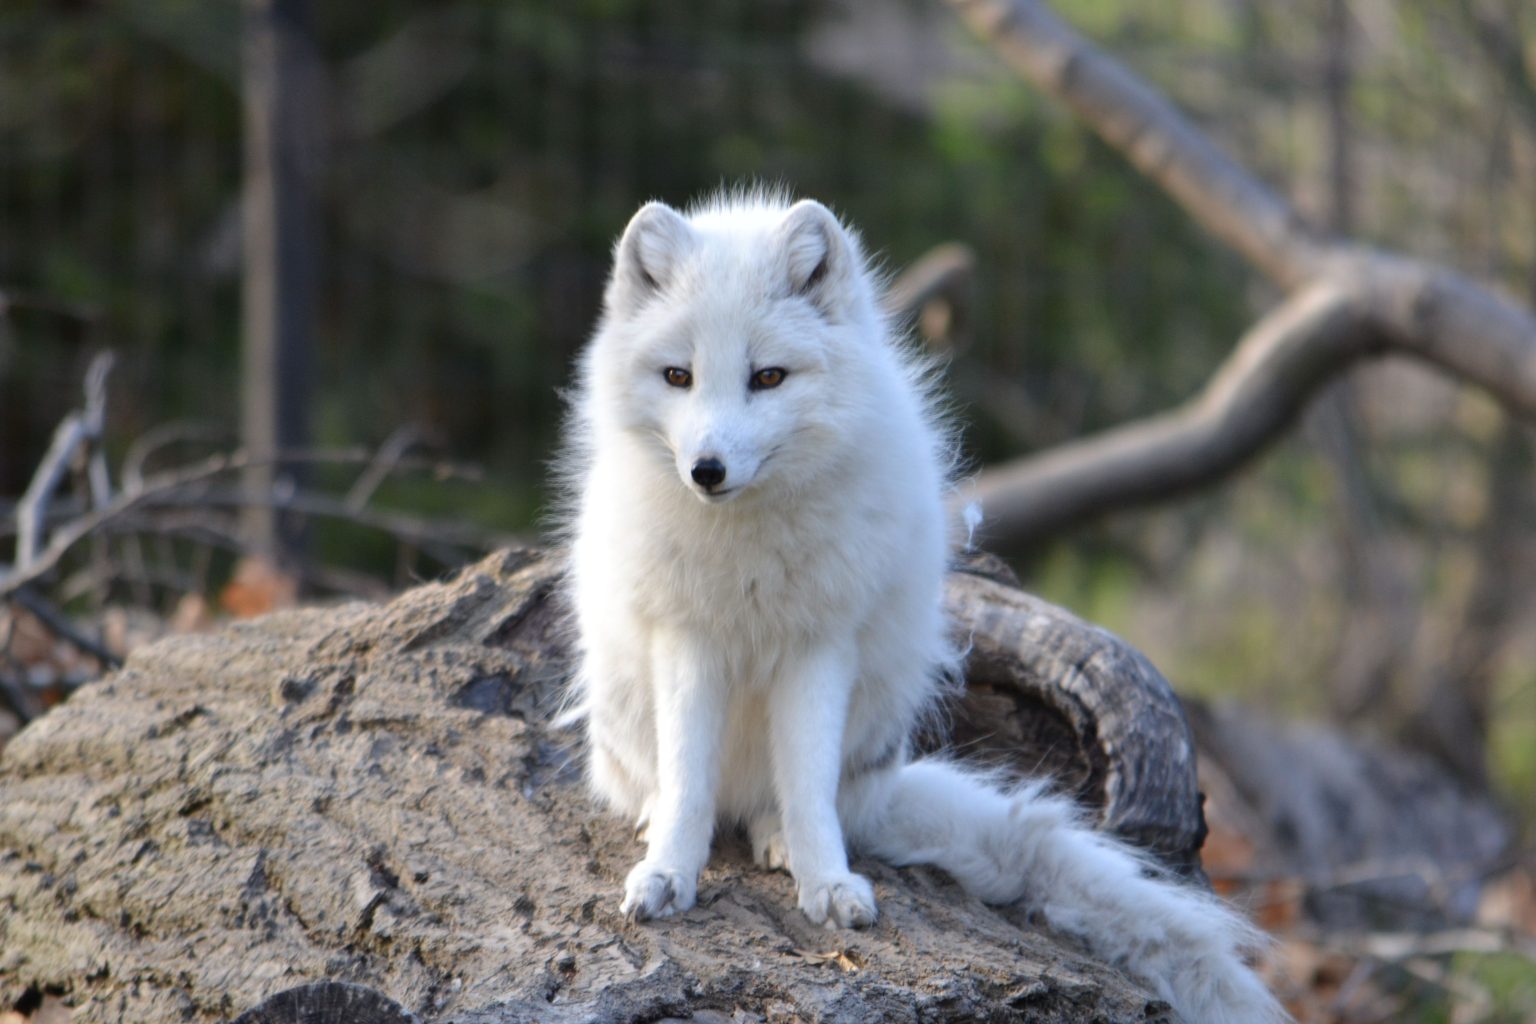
[940,552,1205,877]
[0,547,1208,1023]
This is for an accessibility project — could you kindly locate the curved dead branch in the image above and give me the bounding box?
[945,0,1536,546]
[1337,252,1536,415]
[969,272,1536,544]
[884,242,976,323]
[946,0,1325,288]
[969,285,1374,542]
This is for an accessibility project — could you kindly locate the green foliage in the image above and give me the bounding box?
[0,0,1246,526]
[1389,951,1536,1024]
[1489,665,1536,839]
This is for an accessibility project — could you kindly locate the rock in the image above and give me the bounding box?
[0,548,1202,1023]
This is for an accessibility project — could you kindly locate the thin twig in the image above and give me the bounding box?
[82,353,114,508]
[56,517,385,602]
[0,448,519,601]
[346,424,421,511]
[167,487,521,564]
[0,670,43,724]
[1,452,240,599]
[2,447,486,541]
[122,421,230,494]
[14,352,115,569]
[9,587,122,668]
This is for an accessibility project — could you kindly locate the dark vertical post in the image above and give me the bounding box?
[241,0,316,567]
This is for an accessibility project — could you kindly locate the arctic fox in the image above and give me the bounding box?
[560,192,1288,1023]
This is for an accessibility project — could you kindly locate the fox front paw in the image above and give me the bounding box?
[620,861,697,922]
[798,872,878,929]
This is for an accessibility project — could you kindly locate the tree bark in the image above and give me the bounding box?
[0,547,1208,1024]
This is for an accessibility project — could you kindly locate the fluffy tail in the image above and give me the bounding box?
[844,759,1289,1024]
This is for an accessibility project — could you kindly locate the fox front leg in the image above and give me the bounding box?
[768,643,877,929]
[620,632,725,921]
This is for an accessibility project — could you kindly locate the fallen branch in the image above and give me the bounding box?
[345,424,422,511]
[121,421,230,494]
[0,450,520,603]
[13,352,114,570]
[162,486,524,565]
[883,242,976,326]
[9,587,121,669]
[946,0,1323,288]
[944,0,1536,546]
[1,447,488,543]
[969,285,1379,541]
[0,672,42,725]
[1,453,240,600]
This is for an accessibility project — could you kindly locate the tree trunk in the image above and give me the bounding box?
[0,547,1210,1024]
[240,0,317,566]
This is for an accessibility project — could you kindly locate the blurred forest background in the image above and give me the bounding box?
[2,0,1535,1019]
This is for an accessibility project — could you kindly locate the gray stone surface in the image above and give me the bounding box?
[1,547,1202,1023]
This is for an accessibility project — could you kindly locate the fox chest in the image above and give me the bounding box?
[630,517,866,639]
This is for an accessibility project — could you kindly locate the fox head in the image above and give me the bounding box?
[585,196,884,504]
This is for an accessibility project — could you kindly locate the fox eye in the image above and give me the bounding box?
[750,367,787,391]
[663,367,692,388]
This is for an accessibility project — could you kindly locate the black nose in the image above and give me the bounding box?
[690,457,727,489]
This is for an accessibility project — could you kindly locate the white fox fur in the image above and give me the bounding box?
[559,191,1289,1023]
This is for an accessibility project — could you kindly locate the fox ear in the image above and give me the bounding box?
[779,199,855,318]
[610,201,694,310]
